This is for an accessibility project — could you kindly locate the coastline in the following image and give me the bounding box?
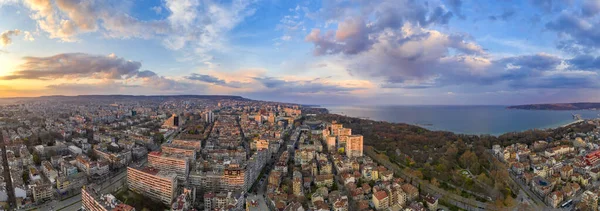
[560,119,584,128]
[323,105,598,136]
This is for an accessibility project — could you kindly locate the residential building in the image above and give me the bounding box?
[41,161,58,183]
[82,185,135,211]
[148,151,189,176]
[372,190,389,210]
[346,135,363,158]
[546,191,563,208]
[581,190,598,211]
[32,182,53,202]
[293,171,303,196]
[127,167,177,206]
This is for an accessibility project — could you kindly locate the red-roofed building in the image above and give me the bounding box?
[585,150,600,166]
[372,190,389,210]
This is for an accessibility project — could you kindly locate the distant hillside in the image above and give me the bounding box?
[508,102,600,110]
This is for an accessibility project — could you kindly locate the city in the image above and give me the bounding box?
[0,95,434,211]
[0,95,595,211]
[5,0,600,210]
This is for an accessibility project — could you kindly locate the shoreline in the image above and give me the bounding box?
[324,105,595,136]
[560,119,584,128]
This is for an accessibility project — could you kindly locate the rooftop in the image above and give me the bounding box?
[130,166,177,179]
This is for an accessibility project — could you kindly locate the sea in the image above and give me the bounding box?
[325,105,600,136]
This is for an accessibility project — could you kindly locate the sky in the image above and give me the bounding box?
[1,0,600,105]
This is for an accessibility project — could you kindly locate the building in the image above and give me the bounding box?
[560,165,573,180]
[585,150,600,166]
[423,194,438,211]
[41,161,58,183]
[127,167,177,206]
[94,148,132,168]
[204,111,215,123]
[372,190,389,210]
[81,185,135,211]
[532,176,553,196]
[581,190,598,211]
[57,172,87,193]
[60,160,79,177]
[325,136,336,151]
[32,182,53,202]
[171,189,194,211]
[171,139,202,151]
[204,191,244,211]
[222,165,246,192]
[401,184,419,201]
[251,139,269,151]
[315,174,334,188]
[162,114,179,129]
[293,171,303,196]
[75,155,110,179]
[148,151,189,176]
[161,144,197,159]
[546,191,563,208]
[346,135,363,158]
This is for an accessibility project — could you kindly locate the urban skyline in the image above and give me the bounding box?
[2,0,600,105]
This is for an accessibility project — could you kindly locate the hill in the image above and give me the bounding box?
[507,102,600,110]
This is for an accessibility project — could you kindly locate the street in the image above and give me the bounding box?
[20,166,129,211]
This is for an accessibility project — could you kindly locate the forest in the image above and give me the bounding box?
[317,114,597,204]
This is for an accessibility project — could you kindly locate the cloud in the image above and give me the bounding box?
[567,55,600,70]
[136,70,158,78]
[1,29,21,46]
[46,81,140,94]
[20,0,169,41]
[1,29,35,46]
[529,0,556,13]
[500,9,516,21]
[309,19,486,84]
[582,0,600,17]
[162,0,257,56]
[480,53,600,90]
[545,12,600,52]
[446,0,464,19]
[45,76,201,95]
[252,77,365,94]
[306,17,372,55]
[19,0,256,60]
[499,53,562,71]
[151,6,162,14]
[186,73,225,84]
[1,53,146,80]
[142,75,198,91]
[23,31,35,41]
[184,73,243,88]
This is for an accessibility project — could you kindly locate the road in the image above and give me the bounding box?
[252,128,294,195]
[0,131,17,209]
[365,147,495,211]
[509,171,546,207]
[21,164,130,211]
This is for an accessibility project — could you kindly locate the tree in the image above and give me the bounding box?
[459,150,477,169]
[22,168,30,185]
[87,149,98,161]
[32,152,41,165]
[153,134,165,144]
[477,173,493,186]
[431,178,440,187]
[504,196,516,207]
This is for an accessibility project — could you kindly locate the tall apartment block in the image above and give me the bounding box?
[127,167,178,206]
[148,151,189,176]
